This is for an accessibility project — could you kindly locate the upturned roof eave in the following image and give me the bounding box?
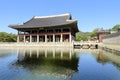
[9,20,77,29]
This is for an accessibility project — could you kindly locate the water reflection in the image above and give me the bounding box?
[18,48,75,61]
[97,50,120,70]
[0,48,120,80]
[71,50,120,80]
[0,49,16,58]
[17,48,78,79]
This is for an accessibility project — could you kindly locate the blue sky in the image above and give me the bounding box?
[0,0,120,33]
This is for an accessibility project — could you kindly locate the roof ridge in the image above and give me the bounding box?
[33,13,71,19]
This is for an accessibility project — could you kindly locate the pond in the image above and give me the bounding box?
[0,48,120,80]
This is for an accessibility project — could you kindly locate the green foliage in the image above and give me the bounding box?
[0,32,17,42]
[89,28,98,38]
[112,24,120,31]
[90,31,97,38]
[76,28,100,41]
[76,32,91,41]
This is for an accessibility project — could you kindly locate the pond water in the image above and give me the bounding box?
[0,48,120,80]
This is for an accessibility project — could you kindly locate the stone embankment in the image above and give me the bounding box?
[0,42,99,49]
[0,42,73,48]
[99,43,120,55]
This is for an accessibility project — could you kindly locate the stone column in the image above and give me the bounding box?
[69,33,72,42]
[45,34,47,42]
[53,34,55,42]
[37,34,39,43]
[30,35,32,43]
[24,35,26,43]
[17,35,19,43]
[60,34,63,42]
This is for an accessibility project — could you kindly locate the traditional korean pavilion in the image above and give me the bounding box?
[9,13,79,43]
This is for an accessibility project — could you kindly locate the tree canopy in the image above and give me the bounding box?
[0,32,17,42]
[111,24,120,31]
[76,32,91,41]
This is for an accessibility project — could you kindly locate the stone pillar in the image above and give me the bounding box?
[53,34,55,42]
[37,35,39,43]
[60,34,63,42]
[45,34,47,42]
[17,35,19,43]
[30,35,32,43]
[69,33,72,42]
[24,35,26,43]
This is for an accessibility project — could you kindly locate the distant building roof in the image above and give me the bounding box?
[103,32,120,39]
[96,28,109,34]
[9,13,79,32]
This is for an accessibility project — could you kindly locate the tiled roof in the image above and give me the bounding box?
[103,32,120,39]
[9,13,77,29]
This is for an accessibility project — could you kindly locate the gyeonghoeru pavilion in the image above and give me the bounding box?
[9,13,79,44]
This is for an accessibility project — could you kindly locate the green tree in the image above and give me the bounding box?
[0,32,17,42]
[112,24,120,31]
[76,32,90,41]
[90,28,98,38]
[76,32,82,41]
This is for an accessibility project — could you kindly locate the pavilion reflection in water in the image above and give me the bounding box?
[18,48,76,61]
[16,48,120,80]
[17,48,78,78]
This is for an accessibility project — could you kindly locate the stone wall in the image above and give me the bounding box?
[103,32,120,44]
[0,42,73,48]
